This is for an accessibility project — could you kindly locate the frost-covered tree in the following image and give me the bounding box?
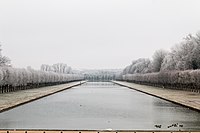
[119,31,200,91]
[0,44,84,93]
[175,35,196,70]
[161,52,176,71]
[41,63,72,74]
[152,49,168,72]
[123,58,152,74]
[0,66,84,93]
[52,63,72,74]
[161,34,200,71]
[123,32,200,73]
[191,32,200,69]
[41,64,52,72]
[0,44,11,67]
[82,69,121,81]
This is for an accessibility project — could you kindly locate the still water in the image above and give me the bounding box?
[0,82,200,130]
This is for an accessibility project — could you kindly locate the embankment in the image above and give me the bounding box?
[0,81,87,113]
[112,81,200,112]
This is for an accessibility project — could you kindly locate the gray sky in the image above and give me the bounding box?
[0,0,200,70]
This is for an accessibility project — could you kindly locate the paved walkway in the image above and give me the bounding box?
[112,81,200,112]
[0,81,86,113]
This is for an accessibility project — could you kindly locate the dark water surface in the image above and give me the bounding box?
[0,82,200,130]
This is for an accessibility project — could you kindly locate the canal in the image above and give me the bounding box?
[0,82,200,130]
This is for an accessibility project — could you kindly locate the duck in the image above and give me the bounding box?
[155,124,162,128]
[179,124,183,127]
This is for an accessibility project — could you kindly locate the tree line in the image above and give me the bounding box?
[83,69,121,81]
[119,31,200,91]
[41,63,72,74]
[0,45,84,93]
[121,70,200,93]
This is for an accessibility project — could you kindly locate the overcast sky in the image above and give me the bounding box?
[0,0,200,70]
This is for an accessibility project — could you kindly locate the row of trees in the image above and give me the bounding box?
[0,67,84,93]
[121,70,200,92]
[123,32,200,75]
[41,63,72,74]
[0,45,84,93]
[82,69,122,82]
[120,31,200,91]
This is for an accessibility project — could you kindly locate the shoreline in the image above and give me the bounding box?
[0,81,87,113]
[112,81,200,112]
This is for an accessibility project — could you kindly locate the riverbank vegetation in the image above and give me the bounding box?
[119,32,200,92]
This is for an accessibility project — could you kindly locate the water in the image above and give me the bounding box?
[0,82,200,130]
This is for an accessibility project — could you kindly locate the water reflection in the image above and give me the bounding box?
[0,82,199,130]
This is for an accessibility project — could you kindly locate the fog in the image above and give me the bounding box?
[0,0,200,69]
